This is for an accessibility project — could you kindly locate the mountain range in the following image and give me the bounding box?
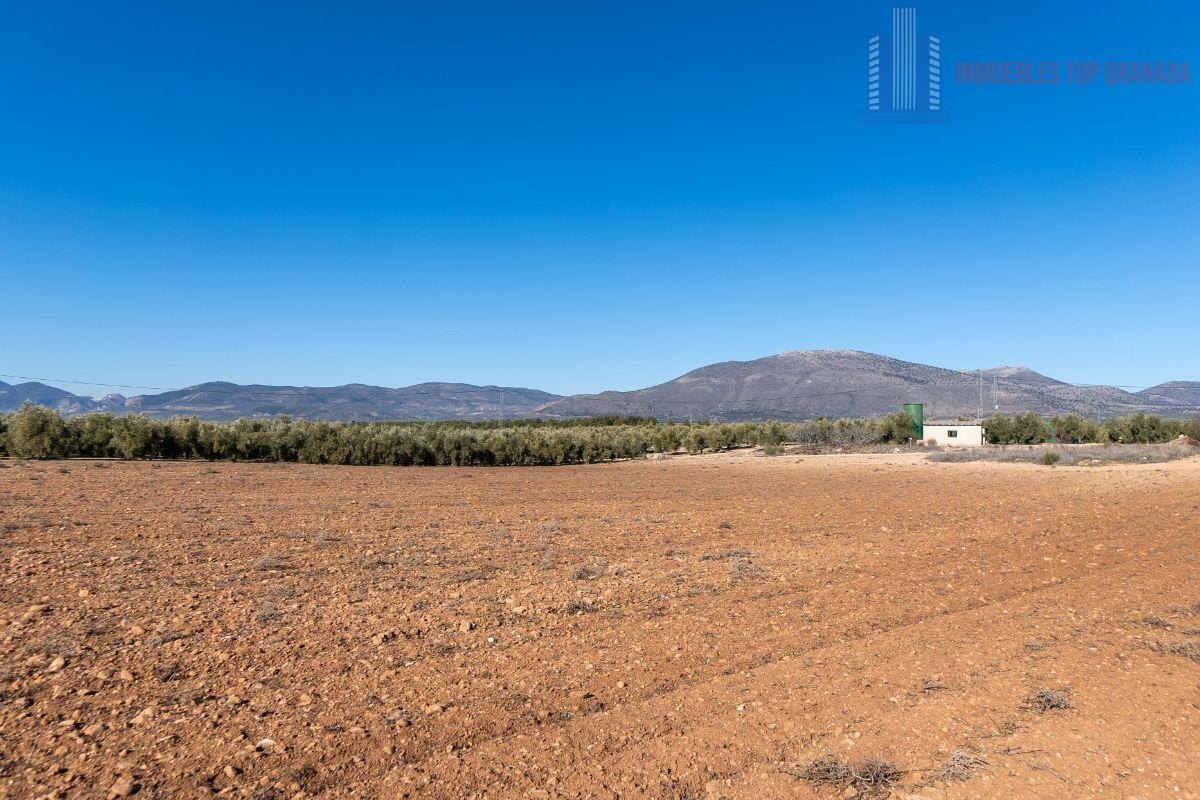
[2,350,1197,421]
[0,380,559,421]
[534,350,1197,420]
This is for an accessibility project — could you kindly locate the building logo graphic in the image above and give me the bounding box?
[863,7,944,122]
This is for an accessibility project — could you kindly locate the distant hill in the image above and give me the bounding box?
[1137,381,1200,408]
[124,382,563,421]
[535,350,1198,421]
[3,351,1196,421]
[0,380,561,421]
[0,381,108,415]
[977,366,1065,386]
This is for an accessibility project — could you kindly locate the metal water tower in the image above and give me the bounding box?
[902,403,924,440]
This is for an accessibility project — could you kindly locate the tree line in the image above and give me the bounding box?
[0,404,917,464]
[981,412,1198,445]
[1,404,1193,464]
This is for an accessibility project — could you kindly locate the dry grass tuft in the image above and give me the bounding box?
[938,749,988,782]
[727,555,764,581]
[794,754,901,797]
[796,754,854,788]
[563,599,598,614]
[699,547,751,561]
[1025,688,1073,712]
[1150,640,1200,662]
[255,602,283,623]
[570,559,606,580]
[854,757,903,795]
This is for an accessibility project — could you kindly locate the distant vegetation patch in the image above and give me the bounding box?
[0,405,916,465]
[981,411,1198,445]
[2,402,1196,467]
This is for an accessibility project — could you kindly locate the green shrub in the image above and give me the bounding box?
[756,420,787,447]
[109,415,167,459]
[650,425,680,454]
[1102,413,1185,444]
[982,414,1010,444]
[881,411,916,444]
[1042,451,1060,466]
[983,413,1188,446]
[683,427,706,454]
[65,413,116,457]
[1052,414,1099,444]
[1010,412,1048,444]
[6,402,68,458]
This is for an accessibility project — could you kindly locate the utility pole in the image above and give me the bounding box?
[992,375,998,414]
[497,388,504,429]
[978,369,983,422]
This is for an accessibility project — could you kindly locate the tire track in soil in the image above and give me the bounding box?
[409,538,1198,799]
[392,472,1198,797]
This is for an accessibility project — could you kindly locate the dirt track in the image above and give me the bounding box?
[2,454,1199,799]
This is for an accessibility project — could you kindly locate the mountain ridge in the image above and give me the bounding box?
[534,350,1197,420]
[0,380,562,421]
[975,366,1065,386]
[2,350,1196,421]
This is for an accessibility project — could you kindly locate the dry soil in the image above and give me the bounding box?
[1,453,1199,799]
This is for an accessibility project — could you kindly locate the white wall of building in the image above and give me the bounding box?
[925,424,985,447]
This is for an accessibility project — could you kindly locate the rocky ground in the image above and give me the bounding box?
[1,453,1198,799]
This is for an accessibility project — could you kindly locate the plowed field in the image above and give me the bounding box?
[2,453,1198,799]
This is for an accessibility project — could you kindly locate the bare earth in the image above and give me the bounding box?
[2,454,1199,800]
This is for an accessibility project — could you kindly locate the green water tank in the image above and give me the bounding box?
[902,403,924,440]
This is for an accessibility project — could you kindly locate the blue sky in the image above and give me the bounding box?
[2,1,1196,396]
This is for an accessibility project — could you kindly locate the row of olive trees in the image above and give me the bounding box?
[982,412,1199,445]
[13,404,1186,463]
[0,404,920,463]
[782,413,915,447]
[0,405,655,464]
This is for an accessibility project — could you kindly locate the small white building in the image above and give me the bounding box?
[924,423,985,447]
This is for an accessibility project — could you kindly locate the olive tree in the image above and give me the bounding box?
[6,402,67,458]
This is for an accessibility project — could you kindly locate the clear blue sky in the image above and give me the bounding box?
[2,1,1196,396]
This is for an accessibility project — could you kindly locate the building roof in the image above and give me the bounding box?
[924,422,984,427]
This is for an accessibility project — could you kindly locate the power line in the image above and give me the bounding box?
[0,373,171,391]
